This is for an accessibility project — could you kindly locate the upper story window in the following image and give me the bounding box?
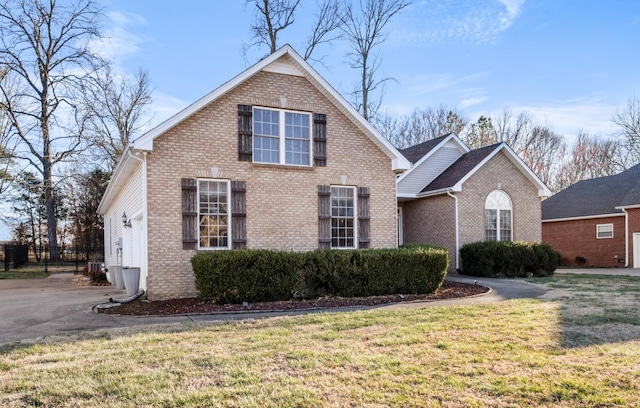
[485,190,512,242]
[253,107,311,166]
[596,223,613,239]
[198,179,230,249]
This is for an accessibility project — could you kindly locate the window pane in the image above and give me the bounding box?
[284,112,310,165]
[331,187,355,248]
[500,209,512,242]
[198,181,229,248]
[485,209,497,241]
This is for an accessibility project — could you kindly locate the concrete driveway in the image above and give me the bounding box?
[1,271,551,346]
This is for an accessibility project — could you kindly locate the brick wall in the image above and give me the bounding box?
[458,150,542,248]
[145,63,398,300]
[542,215,626,266]
[400,195,456,271]
[401,150,543,273]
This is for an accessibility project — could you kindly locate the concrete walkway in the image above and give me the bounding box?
[4,268,633,346]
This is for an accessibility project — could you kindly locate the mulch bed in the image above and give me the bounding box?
[97,281,489,316]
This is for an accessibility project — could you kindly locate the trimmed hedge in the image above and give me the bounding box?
[192,246,449,304]
[459,241,559,278]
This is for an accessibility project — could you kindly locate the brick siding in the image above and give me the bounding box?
[145,64,398,300]
[542,215,626,267]
[401,150,542,272]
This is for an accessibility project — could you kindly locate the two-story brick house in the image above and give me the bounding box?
[97,45,411,300]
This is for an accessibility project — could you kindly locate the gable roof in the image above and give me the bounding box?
[399,134,452,164]
[132,45,410,171]
[414,142,551,198]
[98,45,410,214]
[420,143,499,193]
[542,163,640,220]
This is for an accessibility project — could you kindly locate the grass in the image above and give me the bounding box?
[0,263,78,279]
[0,271,49,280]
[1,274,640,406]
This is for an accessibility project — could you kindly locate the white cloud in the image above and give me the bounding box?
[398,0,525,44]
[89,11,148,63]
[135,91,189,137]
[485,98,618,143]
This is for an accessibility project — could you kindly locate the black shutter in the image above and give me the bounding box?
[313,113,327,167]
[318,185,331,249]
[238,104,253,161]
[358,187,370,249]
[231,181,247,249]
[181,178,198,250]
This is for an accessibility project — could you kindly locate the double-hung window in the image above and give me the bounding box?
[253,107,311,166]
[485,190,512,242]
[198,180,230,249]
[331,186,356,248]
[596,224,613,239]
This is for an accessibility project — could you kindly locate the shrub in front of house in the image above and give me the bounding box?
[459,241,559,278]
[192,246,449,304]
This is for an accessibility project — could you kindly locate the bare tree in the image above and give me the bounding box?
[0,0,103,260]
[552,131,627,192]
[84,66,152,170]
[303,0,344,62]
[612,95,640,161]
[245,0,301,55]
[244,0,343,63]
[340,0,409,121]
[463,115,497,149]
[375,105,467,148]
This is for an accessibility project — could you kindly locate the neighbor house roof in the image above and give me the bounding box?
[542,163,640,221]
[98,45,410,214]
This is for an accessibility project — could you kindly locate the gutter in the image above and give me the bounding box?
[446,190,459,270]
[622,208,629,267]
[127,149,150,292]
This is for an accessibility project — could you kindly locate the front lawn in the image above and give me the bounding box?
[1,274,639,407]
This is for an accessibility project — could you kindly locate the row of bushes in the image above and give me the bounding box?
[191,246,449,304]
[459,241,559,278]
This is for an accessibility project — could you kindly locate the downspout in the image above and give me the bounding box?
[446,190,459,270]
[622,208,629,267]
[128,150,149,291]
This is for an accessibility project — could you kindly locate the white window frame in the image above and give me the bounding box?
[485,190,513,242]
[330,186,357,249]
[197,179,231,250]
[252,107,312,166]
[596,223,614,239]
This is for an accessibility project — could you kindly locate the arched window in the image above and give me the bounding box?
[485,190,512,242]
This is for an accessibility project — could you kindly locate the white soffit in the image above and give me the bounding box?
[262,60,304,76]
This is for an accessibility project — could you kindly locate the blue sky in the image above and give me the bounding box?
[95,0,640,139]
[1,0,639,240]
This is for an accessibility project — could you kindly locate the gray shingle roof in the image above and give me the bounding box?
[420,143,500,193]
[542,163,640,220]
[398,134,451,164]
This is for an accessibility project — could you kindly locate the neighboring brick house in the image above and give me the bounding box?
[542,164,640,268]
[97,45,411,300]
[397,134,551,272]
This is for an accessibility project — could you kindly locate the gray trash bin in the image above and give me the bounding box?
[122,267,140,296]
[111,265,125,290]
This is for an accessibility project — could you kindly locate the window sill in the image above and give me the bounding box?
[251,163,315,171]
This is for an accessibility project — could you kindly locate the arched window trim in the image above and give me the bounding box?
[485,190,513,242]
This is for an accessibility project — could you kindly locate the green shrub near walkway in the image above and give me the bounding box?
[459,241,559,278]
[192,246,449,304]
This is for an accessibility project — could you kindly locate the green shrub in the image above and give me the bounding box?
[459,241,559,278]
[191,246,449,304]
